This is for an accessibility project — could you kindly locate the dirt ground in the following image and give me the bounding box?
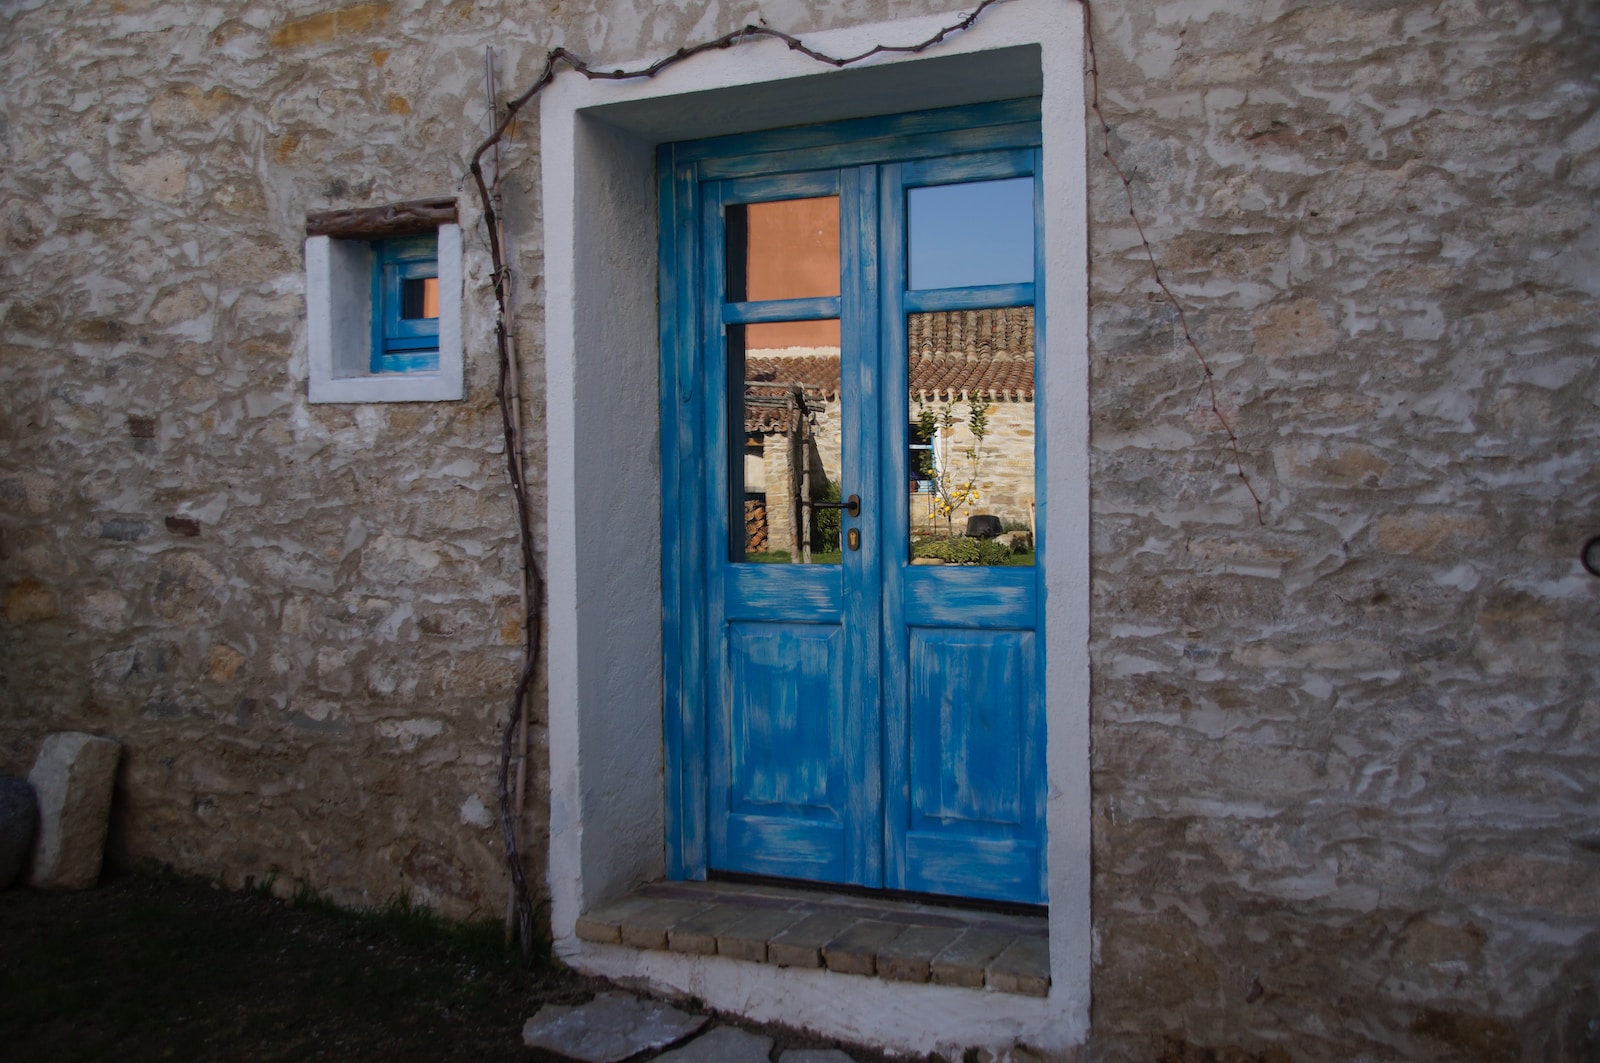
[0,870,589,1060]
[0,870,895,1063]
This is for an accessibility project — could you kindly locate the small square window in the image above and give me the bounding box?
[304,202,462,404]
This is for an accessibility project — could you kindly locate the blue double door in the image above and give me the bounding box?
[662,102,1046,906]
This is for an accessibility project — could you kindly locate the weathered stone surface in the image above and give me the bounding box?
[26,733,121,890]
[521,992,708,1063]
[654,1026,774,1063]
[0,776,37,889]
[0,0,1596,1054]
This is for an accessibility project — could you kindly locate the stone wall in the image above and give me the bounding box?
[0,0,542,918]
[2,0,1597,1057]
[1082,0,1600,1058]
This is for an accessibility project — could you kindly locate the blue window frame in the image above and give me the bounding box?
[371,233,440,374]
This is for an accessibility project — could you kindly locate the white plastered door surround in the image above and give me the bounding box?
[540,0,1089,1053]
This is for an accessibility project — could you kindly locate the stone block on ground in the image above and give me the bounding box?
[521,992,708,1063]
[779,1050,857,1063]
[26,732,122,890]
[0,776,38,889]
[654,1025,775,1063]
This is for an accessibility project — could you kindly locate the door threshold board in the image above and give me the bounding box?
[574,878,1049,997]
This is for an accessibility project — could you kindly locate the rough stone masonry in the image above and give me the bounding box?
[1,0,1597,1059]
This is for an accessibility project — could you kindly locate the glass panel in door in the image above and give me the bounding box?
[907,307,1035,566]
[729,320,845,565]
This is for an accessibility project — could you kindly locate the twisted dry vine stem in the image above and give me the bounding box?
[466,0,1264,953]
[1081,3,1265,524]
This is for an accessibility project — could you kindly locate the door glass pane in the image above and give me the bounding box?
[908,177,1034,290]
[730,319,844,565]
[726,197,841,302]
[908,306,1035,566]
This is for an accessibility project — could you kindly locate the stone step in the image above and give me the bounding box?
[576,880,1049,997]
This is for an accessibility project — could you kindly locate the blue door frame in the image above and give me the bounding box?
[660,100,1048,905]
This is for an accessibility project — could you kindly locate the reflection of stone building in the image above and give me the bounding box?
[742,306,1035,553]
[908,307,1035,536]
[741,348,841,558]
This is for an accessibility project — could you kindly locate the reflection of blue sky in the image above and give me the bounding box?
[909,177,1034,290]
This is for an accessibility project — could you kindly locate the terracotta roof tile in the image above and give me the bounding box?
[740,308,1034,432]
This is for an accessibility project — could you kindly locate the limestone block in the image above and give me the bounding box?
[0,776,38,889]
[26,732,122,890]
[522,992,707,1063]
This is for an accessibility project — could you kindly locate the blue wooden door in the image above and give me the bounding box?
[663,102,1047,906]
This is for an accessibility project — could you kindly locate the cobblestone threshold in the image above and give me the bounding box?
[574,880,1050,997]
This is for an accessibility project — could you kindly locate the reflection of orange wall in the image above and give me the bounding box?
[746,197,838,349]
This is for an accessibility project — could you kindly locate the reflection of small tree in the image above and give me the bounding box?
[915,391,990,537]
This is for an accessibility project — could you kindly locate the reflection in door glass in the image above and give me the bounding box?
[908,177,1034,290]
[730,319,844,565]
[726,197,841,302]
[907,307,1035,566]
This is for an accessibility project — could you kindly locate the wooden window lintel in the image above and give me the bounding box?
[306,197,458,239]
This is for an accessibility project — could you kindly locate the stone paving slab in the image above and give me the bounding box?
[617,898,711,950]
[718,907,808,962]
[576,896,665,945]
[986,936,1051,997]
[654,1026,775,1063]
[930,929,1013,989]
[821,919,906,976]
[668,903,751,955]
[768,910,859,968]
[874,924,962,984]
[779,1051,857,1063]
[522,992,709,1063]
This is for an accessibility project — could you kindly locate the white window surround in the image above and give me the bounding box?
[539,1,1088,1054]
[304,224,463,403]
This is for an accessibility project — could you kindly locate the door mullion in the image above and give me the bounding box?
[877,161,913,894]
[839,164,884,888]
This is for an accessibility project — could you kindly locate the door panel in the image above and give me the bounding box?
[908,627,1033,829]
[718,622,848,881]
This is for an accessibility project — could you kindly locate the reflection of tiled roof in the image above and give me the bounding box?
[909,307,1034,402]
[742,308,1034,433]
[744,387,816,433]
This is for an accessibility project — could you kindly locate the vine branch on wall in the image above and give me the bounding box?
[466,0,1265,954]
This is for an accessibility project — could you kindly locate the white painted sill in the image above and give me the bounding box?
[305,224,464,403]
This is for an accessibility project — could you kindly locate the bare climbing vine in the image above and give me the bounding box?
[1080,4,1264,524]
[467,0,1264,954]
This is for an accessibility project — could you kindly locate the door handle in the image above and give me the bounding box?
[810,493,860,518]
